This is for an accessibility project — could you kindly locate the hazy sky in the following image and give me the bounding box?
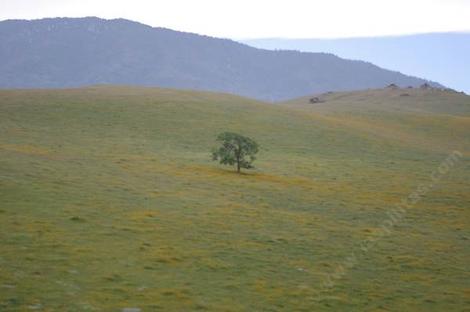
[1,0,470,38]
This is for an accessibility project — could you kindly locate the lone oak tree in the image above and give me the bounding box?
[212,132,259,173]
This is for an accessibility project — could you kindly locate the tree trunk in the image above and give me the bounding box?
[236,144,241,173]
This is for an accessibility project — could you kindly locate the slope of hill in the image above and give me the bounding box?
[282,87,470,115]
[1,86,469,310]
[0,17,441,101]
[281,87,470,155]
[243,33,470,94]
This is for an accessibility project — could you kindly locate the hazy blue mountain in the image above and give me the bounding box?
[243,33,469,94]
[0,17,441,101]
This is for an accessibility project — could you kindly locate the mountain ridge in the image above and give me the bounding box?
[242,33,469,94]
[0,17,442,101]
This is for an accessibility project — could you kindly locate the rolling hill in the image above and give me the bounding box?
[0,17,441,101]
[1,86,469,311]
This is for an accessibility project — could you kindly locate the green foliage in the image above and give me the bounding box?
[212,132,259,173]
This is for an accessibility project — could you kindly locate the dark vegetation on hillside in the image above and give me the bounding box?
[212,132,259,173]
[0,17,440,101]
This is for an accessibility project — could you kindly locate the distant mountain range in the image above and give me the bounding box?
[0,17,441,101]
[243,33,470,94]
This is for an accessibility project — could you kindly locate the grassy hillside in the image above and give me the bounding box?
[282,88,470,155]
[1,86,469,311]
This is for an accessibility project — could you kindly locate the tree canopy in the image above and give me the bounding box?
[212,132,259,173]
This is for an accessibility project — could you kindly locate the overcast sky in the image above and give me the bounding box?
[1,0,470,39]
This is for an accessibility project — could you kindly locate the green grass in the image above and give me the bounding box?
[1,86,469,311]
